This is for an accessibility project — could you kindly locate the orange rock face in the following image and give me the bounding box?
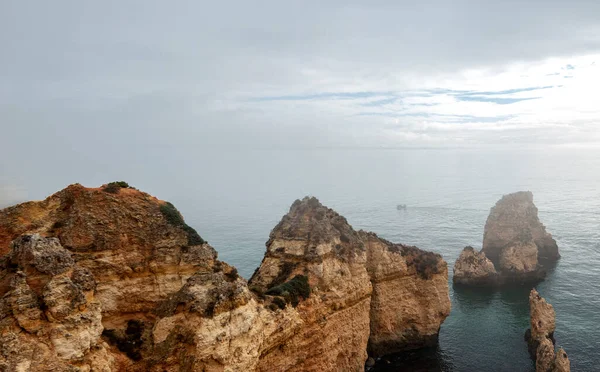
[0,186,451,371]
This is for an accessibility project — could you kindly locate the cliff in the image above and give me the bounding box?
[361,233,450,356]
[0,185,450,371]
[524,289,570,372]
[454,192,558,286]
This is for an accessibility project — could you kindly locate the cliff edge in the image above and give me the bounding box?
[0,185,451,371]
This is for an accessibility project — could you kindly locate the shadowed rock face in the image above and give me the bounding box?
[454,191,559,286]
[0,187,451,371]
[524,289,570,372]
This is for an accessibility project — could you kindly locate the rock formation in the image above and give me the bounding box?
[524,289,570,372]
[454,192,558,286]
[483,191,559,264]
[452,246,499,286]
[361,232,450,356]
[0,184,451,371]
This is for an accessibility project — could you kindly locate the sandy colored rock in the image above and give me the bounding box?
[536,337,556,372]
[0,187,452,371]
[498,240,539,274]
[455,191,558,287]
[483,191,559,264]
[250,197,373,371]
[529,289,556,340]
[554,348,570,372]
[453,246,499,286]
[363,233,450,355]
[525,289,570,372]
[0,235,113,370]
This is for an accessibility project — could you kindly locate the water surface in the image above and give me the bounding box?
[181,147,599,371]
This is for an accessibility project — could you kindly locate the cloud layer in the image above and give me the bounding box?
[1,1,600,198]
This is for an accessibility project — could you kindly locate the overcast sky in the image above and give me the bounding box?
[1,0,600,205]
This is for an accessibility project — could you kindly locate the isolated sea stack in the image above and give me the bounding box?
[0,184,450,371]
[524,289,570,372]
[454,191,559,286]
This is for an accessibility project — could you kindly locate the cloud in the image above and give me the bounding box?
[1,0,600,199]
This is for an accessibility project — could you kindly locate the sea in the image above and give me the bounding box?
[179,147,600,372]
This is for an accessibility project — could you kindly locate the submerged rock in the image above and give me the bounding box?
[454,191,558,286]
[0,186,451,371]
[525,289,570,372]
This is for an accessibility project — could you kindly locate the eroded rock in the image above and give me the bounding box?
[0,187,452,371]
[483,191,559,264]
[525,289,570,372]
[0,236,111,370]
[363,232,450,356]
[453,246,499,286]
[454,192,558,286]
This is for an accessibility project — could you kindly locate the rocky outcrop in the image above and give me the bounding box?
[248,197,450,368]
[483,191,559,264]
[452,246,499,286]
[525,289,570,372]
[0,234,113,371]
[454,192,558,286]
[0,185,451,371]
[248,197,373,372]
[362,232,450,356]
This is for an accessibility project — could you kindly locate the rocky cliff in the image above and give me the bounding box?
[0,184,450,371]
[454,192,559,286]
[524,289,570,372]
[361,233,450,356]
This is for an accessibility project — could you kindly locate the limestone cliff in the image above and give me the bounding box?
[524,289,570,372]
[0,185,451,371]
[361,232,450,356]
[454,192,558,286]
[248,197,373,372]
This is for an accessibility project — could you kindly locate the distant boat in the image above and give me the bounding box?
[396,204,407,210]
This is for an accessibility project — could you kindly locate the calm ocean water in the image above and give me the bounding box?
[180,147,600,371]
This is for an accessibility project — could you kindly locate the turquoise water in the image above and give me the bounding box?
[180,148,600,371]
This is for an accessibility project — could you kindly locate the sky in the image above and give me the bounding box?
[1,0,600,205]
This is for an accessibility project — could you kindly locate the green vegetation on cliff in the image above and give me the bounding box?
[265,275,311,307]
[159,202,205,245]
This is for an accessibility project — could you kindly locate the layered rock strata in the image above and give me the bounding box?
[454,192,559,286]
[524,289,570,372]
[0,185,451,371]
[361,232,450,356]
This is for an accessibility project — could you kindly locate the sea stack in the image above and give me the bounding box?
[454,191,559,286]
[524,289,570,372]
[0,184,450,371]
